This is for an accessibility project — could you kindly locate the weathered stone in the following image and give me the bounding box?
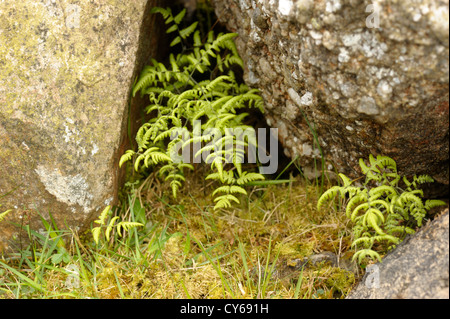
[0,0,166,253]
[210,0,449,190]
[347,209,449,299]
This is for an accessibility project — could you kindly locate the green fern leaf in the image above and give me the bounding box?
[352,249,382,264]
[92,227,102,245]
[368,185,397,200]
[193,30,202,47]
[212,185,247,196]
[94,206,112,226]
[150,7,172,20]
[351,236,374,249]
[230,185,248,195]
[180,22,198,39]
[425,199,446,210]
[0,209,12,223]
[211,157,225,182]
[170,36,182,47]
[106,216,120,241]
[134,154,145,171]
[173,8,186,24]
[317,186,341,210]
[166,24,178,34]
[350,202,370,221]
[236,172,265,185]
[116,221,144,237]
[125,7,265,211]
[362,208,386,235]
[213,194,240,210]
[119,150,135,168]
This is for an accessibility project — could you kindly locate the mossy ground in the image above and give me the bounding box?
[0,165,361,299]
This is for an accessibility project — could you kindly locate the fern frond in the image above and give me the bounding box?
[170,36,182,47]
[141,147,172,168]
[351,236,374,249]
[350,202,369,221]
[352,249,382,264]
[165,172,186,182]
[413,174,434,184]
[362,208,386,235]
[92,227,102,245]
[106,216,120,241]
[150,7,172,20]
[386,225,415,236]
[119,150,135,168]
[173,8,186,24]
[116,221,144,237]
[92,205,112,244]
[398,192,423,209]
[206,171,236,184]
[0,209,12,223]
[317,186,341,210]
[213,194,240,210]
[424,199,446,211]
[171,180,183,198]
[236,171,265,185]
[338,173,353,187]
[94,206,112,226]
[375,155,397,172]
[179,22,199,40]
[359,157,371,175]
[368,185,397,201]
[211,157,225,182]
[212,185,247,196]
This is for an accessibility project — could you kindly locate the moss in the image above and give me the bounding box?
[325,267,356,298]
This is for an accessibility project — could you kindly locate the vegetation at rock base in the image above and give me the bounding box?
[0,166,360,299]
[317,155,446,264]
[0,3,447,300]
[2,153,444,299]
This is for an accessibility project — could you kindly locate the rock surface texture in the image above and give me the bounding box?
[347,209,449,299]
[210,0,449,188]
[0,0,165,252]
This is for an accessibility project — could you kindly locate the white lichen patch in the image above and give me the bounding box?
[35,165,93,213]
[278,0,293,16]
[239,0,251,10]
[325,0,341,13]
[288,88,302,106]
[104,197,113,206]
[357,96,379,115]
[429,4,449,41]
[300,91,313,106]
[91,143,99,156]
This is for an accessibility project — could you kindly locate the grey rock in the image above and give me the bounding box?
[211,0,449,189]
[347,209,449,299]
[0,0,166,253]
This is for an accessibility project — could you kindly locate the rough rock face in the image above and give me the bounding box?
[0,0,165,253]
[210,0,449,187]
[347,209,449,299]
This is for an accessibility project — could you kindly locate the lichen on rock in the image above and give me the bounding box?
[0,0,165,253]
[211,0,449,189]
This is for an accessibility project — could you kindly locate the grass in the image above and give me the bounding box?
[0,162,360,299]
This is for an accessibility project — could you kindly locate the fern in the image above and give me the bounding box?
[0,209,12,223]
[317,155,446,265]
[91,206,144,245]
[120,7,265,210]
